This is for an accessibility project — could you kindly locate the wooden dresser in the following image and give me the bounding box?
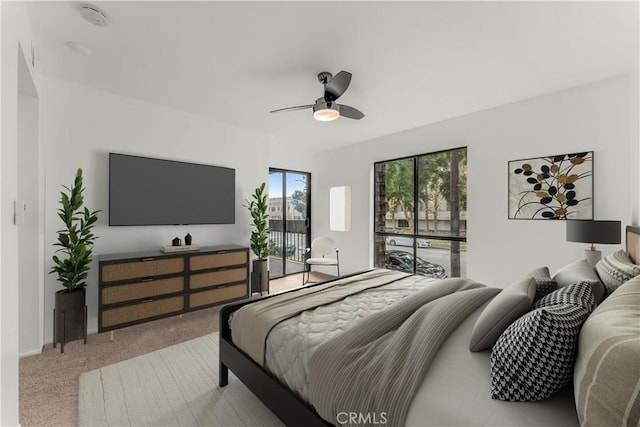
[98,245,249,332]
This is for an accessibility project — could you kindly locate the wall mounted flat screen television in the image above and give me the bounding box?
[109,153,235,226]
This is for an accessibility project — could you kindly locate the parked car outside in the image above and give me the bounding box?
[384,250,447,279]
[385,236,431,248]
[268,237,296,257]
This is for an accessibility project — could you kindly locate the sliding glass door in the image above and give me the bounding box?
[268,169,311,279]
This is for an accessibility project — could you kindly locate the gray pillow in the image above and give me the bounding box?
[552,259,605,304]
[469,276,536,352]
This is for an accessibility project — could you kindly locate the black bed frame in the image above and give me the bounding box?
[219,273,368,426]
[220,228,640,425]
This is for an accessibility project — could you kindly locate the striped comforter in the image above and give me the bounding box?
[307,278,499,427]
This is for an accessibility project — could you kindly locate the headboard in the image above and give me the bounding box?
[627,225,640,264]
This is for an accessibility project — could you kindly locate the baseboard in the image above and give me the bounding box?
[23,327,100,358]
[19,348,42,358]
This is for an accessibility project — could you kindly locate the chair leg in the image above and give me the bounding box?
[302,263,307,285]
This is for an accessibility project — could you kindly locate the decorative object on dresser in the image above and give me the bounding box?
[49,168,100,353]
[162,235,201,253]
[566,219,621,267]
[508,151,593,220]
[246,182,270,294]
[98,245,249,336]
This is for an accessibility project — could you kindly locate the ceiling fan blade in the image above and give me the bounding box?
[338,104,365,120]
[325,71,352,101]
[270,105,313,114]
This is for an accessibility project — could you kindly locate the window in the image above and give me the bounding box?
[374,147,467,278]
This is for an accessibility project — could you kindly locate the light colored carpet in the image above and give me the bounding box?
[79,332,283,426]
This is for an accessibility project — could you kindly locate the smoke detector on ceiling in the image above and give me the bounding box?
[79,4,109,27]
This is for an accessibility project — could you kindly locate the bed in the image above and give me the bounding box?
[219,225,640,426]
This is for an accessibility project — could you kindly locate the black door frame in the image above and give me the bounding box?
[268,168,312,278]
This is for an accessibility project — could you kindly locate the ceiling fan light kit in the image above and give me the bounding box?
[271,70,365,121]
[313,101,340,122]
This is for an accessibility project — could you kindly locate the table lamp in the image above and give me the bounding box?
[566,220,622,267]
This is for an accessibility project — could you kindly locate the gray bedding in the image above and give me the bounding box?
[231,269,409,365]
[306,277,498,426]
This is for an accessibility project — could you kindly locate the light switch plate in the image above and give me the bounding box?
[14,200,26,225]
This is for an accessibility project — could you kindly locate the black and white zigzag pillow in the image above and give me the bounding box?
[490,303,590,401]
[528,266,557,301]
[534,281,595,312]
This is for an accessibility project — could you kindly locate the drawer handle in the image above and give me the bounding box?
[141,278,154,282]
[218,267,227,271]
[141,257,155,262]
[141,298,154,303]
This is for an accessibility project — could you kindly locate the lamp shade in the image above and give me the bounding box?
[566,220,621,244]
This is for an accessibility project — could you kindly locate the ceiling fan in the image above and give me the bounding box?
[270,71,365,121]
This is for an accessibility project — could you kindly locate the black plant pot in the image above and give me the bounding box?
[54,288,87,353]
[251,259,269,294]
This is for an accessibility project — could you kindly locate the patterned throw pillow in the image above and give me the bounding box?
[553,259,605,304]
[534,281,595,312]
[528,266,557,301]
[490,303,591,402]
[595,250,640,296]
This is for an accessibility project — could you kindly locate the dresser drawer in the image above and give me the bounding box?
[189,267,247,289]
[101,277,185,305]
[101,296,184,328]
[101,257,184,283]
[190,251,247,271]
[189,284,247,308]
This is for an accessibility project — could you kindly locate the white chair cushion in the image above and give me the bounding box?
[311,237,336,257]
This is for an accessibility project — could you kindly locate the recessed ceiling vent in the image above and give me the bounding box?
[79,4,109,27]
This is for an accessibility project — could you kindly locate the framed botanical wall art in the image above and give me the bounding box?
[508,151,593,220]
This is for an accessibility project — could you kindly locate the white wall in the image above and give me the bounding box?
[18,91,42,357]
[1,2,41,424]
[313,75,637,287]
[40,77,270,342]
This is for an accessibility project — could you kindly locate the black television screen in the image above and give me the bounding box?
[109,153,235,226]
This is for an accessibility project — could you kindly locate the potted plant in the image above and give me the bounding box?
[246,182,270,293]
[50,168,99,352]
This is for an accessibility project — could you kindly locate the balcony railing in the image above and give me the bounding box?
[268,230,306,263]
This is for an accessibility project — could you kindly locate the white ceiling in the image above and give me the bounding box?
[27,1,639,153]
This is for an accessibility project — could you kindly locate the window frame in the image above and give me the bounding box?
[373,147,467,276]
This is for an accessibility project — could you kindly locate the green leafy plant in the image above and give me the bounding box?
[50,168,100,293]
[246,182,270,261]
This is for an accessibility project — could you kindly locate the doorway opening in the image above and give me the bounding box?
[268,169,311,279]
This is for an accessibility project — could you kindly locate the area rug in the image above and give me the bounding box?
[78,332,283,426]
